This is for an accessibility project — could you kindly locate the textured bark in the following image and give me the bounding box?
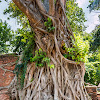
[49,0,55,16]
[9,0,91,100]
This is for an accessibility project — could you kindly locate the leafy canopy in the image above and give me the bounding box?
[66,0,86,33]
[0,19,13,53]
[84,25,100,85]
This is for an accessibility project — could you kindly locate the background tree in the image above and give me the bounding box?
[0,19,13,54]
[84,0,100,86]
[66,0,86,33]
[84,25,100,85]
[90,25,100,51]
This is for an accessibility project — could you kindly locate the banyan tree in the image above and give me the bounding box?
[8,0,90,100]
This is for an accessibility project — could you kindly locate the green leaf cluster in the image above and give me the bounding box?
[85,62,100,85]
[30,48,54,68]
[90,25,100,52]
[12,28,35,54]
[3,1,32,54]
[66,0,86,33]
[84,25,100,85]
[44,18,55,32]
[3,1,27,27]
[0,19,13,54]
[63,34,89,63]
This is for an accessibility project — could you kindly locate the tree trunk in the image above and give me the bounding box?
[9,0,90,100]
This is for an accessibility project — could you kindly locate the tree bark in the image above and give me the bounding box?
[9,0,90,100]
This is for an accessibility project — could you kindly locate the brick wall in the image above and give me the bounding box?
[0,54,18,100]
[86,86,98,100]
[97,94,100,100]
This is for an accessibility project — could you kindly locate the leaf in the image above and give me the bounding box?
[47,17,51,22]
[44,22,47,26]
[50,64,55,69]
[38,63,44,67]
[21,39,26,43]
[51,27,55,30]
[30,57,33,62]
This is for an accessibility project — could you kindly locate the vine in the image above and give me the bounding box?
[14,36,35,89]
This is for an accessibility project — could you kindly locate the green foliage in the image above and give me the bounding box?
[85,48,100,85]
[90,25,100,52]
[3,1,33,54]
[22,39,35,62]
[12,28,35,54]
[85,62,100,85]
[63,34,89,63]
[44,18,55,32]
[0,19,13,54]
[3,1,30,34]
[96,66,100,85]
[88,0,100,11]
[85,63,96,85]
[14,63,27,89]
[4,2,22,18]
[83,26,100,85]
[14,35,35,88]
[30,48,54,68]
[3,1,27,27]
[66,0,86,33]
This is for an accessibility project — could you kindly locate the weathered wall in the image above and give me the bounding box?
[97,94,100,100]
[0,54,18,100]
[86,86,98,100]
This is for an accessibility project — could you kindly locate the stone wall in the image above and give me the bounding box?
[0,54,18,100]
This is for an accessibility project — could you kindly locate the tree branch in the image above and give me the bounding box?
[36,0,46,13]
[13,0,42,25]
